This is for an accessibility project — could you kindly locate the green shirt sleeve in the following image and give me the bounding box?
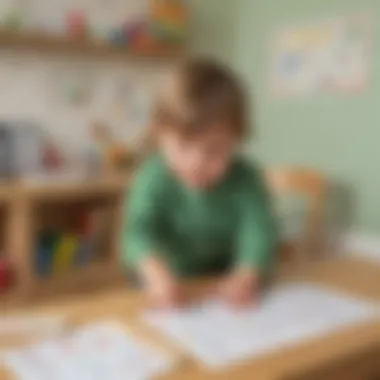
[122,158,163,268]
[235,164,278,273]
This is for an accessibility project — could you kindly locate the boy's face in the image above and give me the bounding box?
[158,126,237,189]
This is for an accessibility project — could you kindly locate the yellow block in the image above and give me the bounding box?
[52,235,78,274]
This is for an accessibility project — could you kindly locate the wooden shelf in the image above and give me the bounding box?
[0,30,183,61]
[0,176,127,202]
[32,260,125,300]
[0,176,127,305]
[19,176,128,202]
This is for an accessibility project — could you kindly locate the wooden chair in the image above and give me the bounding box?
[266,168,326,263]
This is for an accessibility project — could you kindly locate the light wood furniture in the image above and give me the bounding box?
[0,176,127,307]
[2,257,380,380]
[267,168,326,262]
[0,30,182,61]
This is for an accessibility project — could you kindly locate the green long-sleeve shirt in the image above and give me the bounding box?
[123,154,277,277]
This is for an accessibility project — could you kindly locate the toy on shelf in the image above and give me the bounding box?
[126,21,158,52]
[0,1,188,54]
[105,0,188,51]
[36,233,95,276]
[35,232,57,276]
[124,20,145,42]
[0,121,63,180]
[109,28,127,46]
[66,10,88,39]
[123,20,149,51]
[1,1,25,32]
[148,0,189,45]
[52,234,79,274]
[89,121,132,172]
[35,208,96,277]
[42,143,63,170]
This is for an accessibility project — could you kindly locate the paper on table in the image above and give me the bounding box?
[1,321,174,380]
[0,315,68,340]
[143,284,380,368]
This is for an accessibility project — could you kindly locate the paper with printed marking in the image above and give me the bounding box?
[143,284,380,368]
[1,321,174,380]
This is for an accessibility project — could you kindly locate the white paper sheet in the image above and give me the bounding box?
[0,315,67,339]
[143,284,380,368]
[1,322,173,380]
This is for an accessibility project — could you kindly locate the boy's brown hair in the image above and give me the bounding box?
[151,58,249,140]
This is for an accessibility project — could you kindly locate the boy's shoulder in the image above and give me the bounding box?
[132,154,169,188]
[136,153,166,174]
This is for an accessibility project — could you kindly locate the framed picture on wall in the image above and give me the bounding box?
[270,12,372,98]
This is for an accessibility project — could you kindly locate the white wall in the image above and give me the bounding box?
[0,0,171,153]
[0,53,170,151]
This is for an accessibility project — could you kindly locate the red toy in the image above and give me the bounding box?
[42,143,63,170]
[0,258,12,293]
[67,10,87,39]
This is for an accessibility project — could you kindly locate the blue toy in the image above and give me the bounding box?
[35,232,57,276]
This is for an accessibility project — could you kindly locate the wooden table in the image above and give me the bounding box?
[2,258,380,380]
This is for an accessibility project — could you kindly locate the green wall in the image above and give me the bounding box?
[232,0,380,234]
[189,0,237,64]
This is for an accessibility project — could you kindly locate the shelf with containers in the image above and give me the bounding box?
[0,0,188,62]
[0,30,183,61]
[2,176,127,305]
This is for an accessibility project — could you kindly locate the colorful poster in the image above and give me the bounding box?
[270,13,372,97]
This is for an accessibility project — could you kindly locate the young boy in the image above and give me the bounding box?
[123,59,277,308]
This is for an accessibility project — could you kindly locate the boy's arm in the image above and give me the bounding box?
[123,163,184,307]
[235,166,278,274]
[122,162,162,268]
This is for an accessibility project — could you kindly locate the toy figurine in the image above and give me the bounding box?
[109,28,127,46]
[148,0,189,45]
[67,10,87,39]
[3,10,23,31]
[42,143,63,170]
[125,20,155,51]
[89,121,131,171]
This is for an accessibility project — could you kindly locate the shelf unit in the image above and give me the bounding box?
[0,30,183,61]
[1,176,128,307]
[0,28,178,304]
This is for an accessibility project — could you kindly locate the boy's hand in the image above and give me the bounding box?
[150,273,183,308]
[141,257,184,308]
[219,267,259,307]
